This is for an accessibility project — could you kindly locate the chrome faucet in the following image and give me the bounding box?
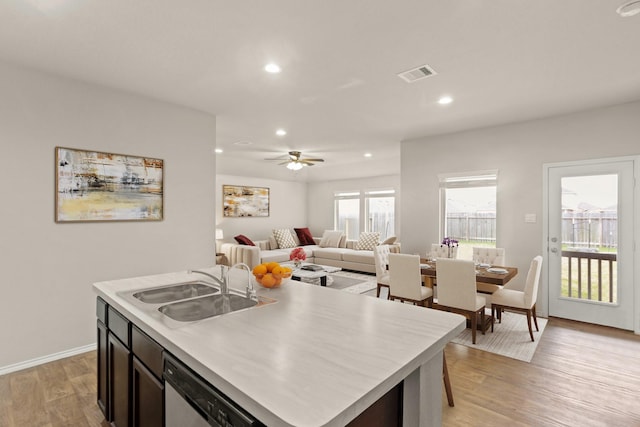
[189,267,228,294]
[228,263,256,300]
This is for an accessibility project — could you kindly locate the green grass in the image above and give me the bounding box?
[561,256,617,303]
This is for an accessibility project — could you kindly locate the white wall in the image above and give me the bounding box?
[215,174,307,243]
[400,101,640,318]
[0,62,217,369]
[307,175,401,238]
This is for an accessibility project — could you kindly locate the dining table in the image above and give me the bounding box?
[419,258,518,294]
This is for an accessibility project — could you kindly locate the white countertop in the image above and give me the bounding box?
[93,266,465,427]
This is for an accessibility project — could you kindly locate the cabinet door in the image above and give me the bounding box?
[97,320,110,420]
[132,357,164,427]
[109,333,131,427]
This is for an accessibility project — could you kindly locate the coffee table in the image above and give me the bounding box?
[282,262,342,287]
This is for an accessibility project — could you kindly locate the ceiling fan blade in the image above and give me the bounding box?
[266,151,324,166]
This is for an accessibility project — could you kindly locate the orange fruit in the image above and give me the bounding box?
[253,264,267,275]
[265,262,280,273]
[280,266,292,278]
[271,266,283,277]
[274,276,282,286]
[261,273,277,288]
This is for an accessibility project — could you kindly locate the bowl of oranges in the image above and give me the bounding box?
[252,262,293,288]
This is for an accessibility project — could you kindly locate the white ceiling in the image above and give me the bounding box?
[2,0,640,181]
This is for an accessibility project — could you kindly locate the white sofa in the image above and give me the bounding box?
[219,234,400,274]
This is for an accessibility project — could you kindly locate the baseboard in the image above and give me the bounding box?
[0,343,96,376]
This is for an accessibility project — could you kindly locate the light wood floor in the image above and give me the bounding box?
[0,350,108,427]
[1,317,639,426]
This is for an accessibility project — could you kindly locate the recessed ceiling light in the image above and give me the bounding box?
[276,129,287,136]
[364,153,373,158]
[264,63,281,74]
[617,0,640,16]
[26,0,68,12]
[215,148,223,154]
[233,141,253,146]
[438,96,453,105]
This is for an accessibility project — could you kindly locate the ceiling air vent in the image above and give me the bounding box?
[397,64,437,83]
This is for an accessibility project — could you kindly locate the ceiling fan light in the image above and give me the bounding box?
[617,0,640,16]
[287,161,303,171]
[265,63,281,74]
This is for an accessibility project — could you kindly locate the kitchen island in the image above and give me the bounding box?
[93,266,465,426]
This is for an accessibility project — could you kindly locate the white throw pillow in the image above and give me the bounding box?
[268,235,278,249]
[273,228,297,249]
[319,230,344,248]
[356,232,380,250]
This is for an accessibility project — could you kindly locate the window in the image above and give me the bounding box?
[439,171,497,260]
[365,190,395,240]
[334,189,397,240]
[334,191,360,240]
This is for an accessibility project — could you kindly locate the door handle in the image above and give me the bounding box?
[550,247,558,253]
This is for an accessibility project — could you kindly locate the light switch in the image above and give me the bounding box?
[525,214,536,223]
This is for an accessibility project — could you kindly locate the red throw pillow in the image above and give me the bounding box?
[234,234,255,246]
[294,227,315,246]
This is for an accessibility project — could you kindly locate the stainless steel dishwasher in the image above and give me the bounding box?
[164,352,264,427]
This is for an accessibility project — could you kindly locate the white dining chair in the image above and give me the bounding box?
[435,258,488,344]
[472,247,506,307]
[388,253,433,307]
[473,247,506,266]
[430,243,458,259]
[491,256,543,341]
[373,244,391,299]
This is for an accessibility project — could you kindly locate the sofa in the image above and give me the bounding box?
[219,229,400,274]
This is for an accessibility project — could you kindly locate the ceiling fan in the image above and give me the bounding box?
[265,151,325,170]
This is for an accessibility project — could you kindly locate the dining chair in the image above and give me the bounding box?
[430,243,458,259]
[491,255,543,341]
[388,253,433,307]
[373,244,391,299]
[428,243,457,290]
[472,247,506,266]
[472,247,506,307]
[435,258,488,344]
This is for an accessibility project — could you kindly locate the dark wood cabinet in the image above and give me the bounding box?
[97,297,110,420]
[97,298,164,427]
[97,319,109,419]
[131,325,164,427]
[109,332,131,427]
[107,305,132,427]
[132,357,164,427]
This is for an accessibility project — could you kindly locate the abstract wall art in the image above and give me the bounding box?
[223,185,270,217]
[55,147,164,222]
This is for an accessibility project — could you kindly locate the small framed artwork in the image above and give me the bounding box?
[223,185,270,217]
[55,147,164,222]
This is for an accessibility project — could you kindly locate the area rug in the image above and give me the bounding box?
[451,311,548,362]
[332,271,377,294]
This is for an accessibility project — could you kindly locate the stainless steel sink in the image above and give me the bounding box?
[158,294,259,322]
[132,281,219,304]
